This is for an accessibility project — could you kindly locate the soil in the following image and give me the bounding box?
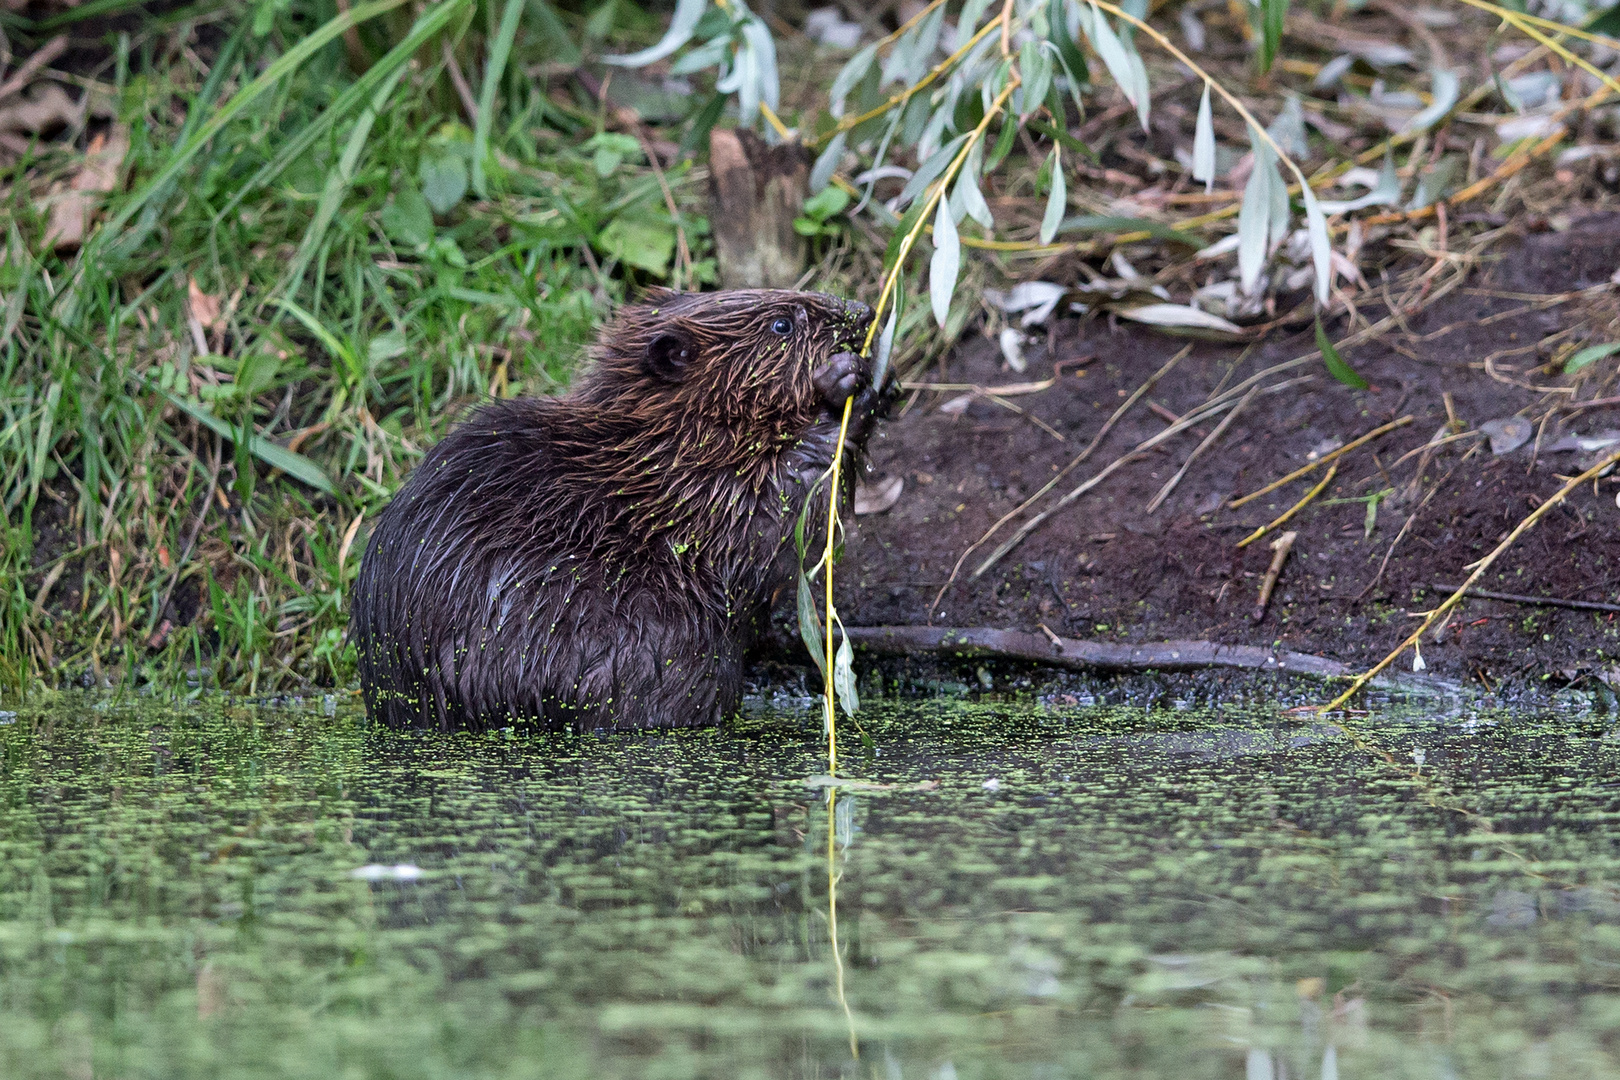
[819,213,1620,695]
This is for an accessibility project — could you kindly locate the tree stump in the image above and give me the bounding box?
[707,127,809,290]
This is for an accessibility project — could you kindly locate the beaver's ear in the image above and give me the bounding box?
[643,331,694,382]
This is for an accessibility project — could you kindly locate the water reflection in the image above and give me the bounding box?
[1,696,1620,1077]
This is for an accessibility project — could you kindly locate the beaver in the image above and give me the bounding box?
[350,288,882,731]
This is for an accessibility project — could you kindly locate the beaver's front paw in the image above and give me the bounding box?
[812,352,867,411]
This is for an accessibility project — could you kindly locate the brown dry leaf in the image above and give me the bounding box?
[44,125,128,250]
[0,82,81,132]
[187,277,222,330]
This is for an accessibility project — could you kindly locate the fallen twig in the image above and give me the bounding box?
[1237,462,1336,548]
[0,35,69,103]
[1146,384,1257,514]
[902,379,1056,395]
[1252,530,1297,622]
[974,375,1315,577]
[1229,415,1413,509]
[1431,584,1620,615]
[927,347,1188,617]
[844,624,1352,677]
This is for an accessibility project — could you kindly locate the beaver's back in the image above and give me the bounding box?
[351,396,753,731]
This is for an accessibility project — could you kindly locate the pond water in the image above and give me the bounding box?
[3,692,1620,1079]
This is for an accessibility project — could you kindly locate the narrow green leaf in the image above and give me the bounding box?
[833,631,860,716]
[1404,68,1460,134]
[984,112,1019,172]
[1316,315,1368,389]
[472,0,526,197]
[830,42,879,115]
[1048,0,1090,91]
[894,134,967,211]
[951,140,994,229]
[163,393,335,493]
[873,295,900,389]
[1237,133,1272,293]
[1018,39,1052,118]
[959,0,996,37]
[1301,186,1331,306]
[1193,82,1216,192]
[810,132,846,193]
[798,572,827,677]
[1039,145,1065,245]
[1565,342,1620,373]
[930,194,960,327]
[1076,2,1146,126]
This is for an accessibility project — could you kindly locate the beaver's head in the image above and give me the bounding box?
[575,289,875,437]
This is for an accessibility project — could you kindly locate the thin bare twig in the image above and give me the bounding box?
[1237,462,1337,549]
[1229,416,1413,509]
[1252,530,1297,622]
[1146,384,1257,514]
[1430,585,1620,615]
[974,375,1315,578]
[441,39,480,127]
[0,34,68,103]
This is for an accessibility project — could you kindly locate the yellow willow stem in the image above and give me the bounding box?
[1454,0,1620,98]
[1320,446,1620,713]
[818,79,1019,769]
[861,78,1020,354]
[815,18,1002,149]
[822,395,855,775]
[883,0,952,52]
[759,100,793,140]
[1456,0,1620,52]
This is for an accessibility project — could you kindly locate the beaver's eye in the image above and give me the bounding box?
[770,317,793,337]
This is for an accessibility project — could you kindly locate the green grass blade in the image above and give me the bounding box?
[279,62,410,301]
[163,393,334,494]
[473,0,526,197]
[210,0,474,231]
[271,299,361,380]
[97,0,412,246]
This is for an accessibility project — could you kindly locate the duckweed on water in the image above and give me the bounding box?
[3,695,1620,1078]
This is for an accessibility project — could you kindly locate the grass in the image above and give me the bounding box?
[0,0,730,699]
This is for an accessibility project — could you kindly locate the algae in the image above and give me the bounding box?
[2,695,1620,1078]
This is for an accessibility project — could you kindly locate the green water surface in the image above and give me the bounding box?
[3,693,1620,1079]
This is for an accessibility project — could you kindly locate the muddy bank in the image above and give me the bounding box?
[815,214,1620,694]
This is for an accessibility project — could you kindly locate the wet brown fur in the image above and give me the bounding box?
[350,288,879,731]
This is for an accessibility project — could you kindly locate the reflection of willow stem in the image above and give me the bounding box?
[817,78,1020,754]
[827,790,857,1058]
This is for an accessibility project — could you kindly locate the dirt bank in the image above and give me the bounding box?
[820,214,1620,695]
